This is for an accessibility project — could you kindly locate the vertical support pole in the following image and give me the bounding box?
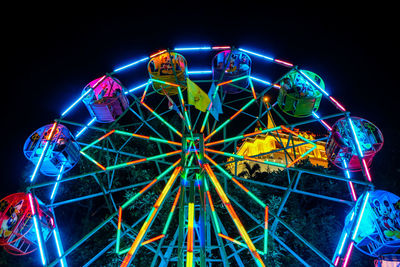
[178,178,186,267]
[197,172,206,267]
[186,180,195,267]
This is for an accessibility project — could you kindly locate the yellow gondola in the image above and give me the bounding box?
[148,51,188,95]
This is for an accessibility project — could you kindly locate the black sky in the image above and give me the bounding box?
[1,4,399,197]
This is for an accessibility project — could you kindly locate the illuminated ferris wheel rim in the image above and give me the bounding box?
[2,44,386,267]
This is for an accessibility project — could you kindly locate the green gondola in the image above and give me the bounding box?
[277,70,323,117]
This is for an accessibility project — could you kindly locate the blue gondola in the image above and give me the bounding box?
[23,124,80,176]
[212,49,251,94]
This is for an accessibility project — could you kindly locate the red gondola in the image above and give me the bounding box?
[0,193,54,256]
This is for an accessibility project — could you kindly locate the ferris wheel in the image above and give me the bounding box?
[0,44,395,267]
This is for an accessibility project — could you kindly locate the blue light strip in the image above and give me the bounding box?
[342,159,351,179]
[174,47,212,51]
[351,192,370,240]
[338,232,348,255]
[299,70,329,96]
[61,89,93,117]
[33,216,46,265]
[50,164,65,200]
[113,57,149,73]
[349,211,355,222]
[187,70,212,74]
[250,76,272,86]
[30,141,50,182]
[347,117,364,158]
[126,82,151,94]
[53,228,67,267]
[238,48,274,61]
[75,118,96,138]
[312,112,333,132]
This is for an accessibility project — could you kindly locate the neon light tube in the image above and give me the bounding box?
[212,46,231,50]
[80,129,116,152]
[28,193,36,215]
[141,102,183,137]
[151,78,180,87]
[121,167,182,267]
[50,164,65,200]
[113,57,149,73]
[205,154,268,208]
[75,117,96,138]
[362,158,372,181]
[140,81,151,102]
[174,47,211,51]
[204,180,221,234]
[350,211,355,222]
[33,216,46,265]
[342,241,354,267]
[204,98,256,141]
[61,88,93,117]
[217,75,250,87]
[126,82,150,94]
[217,233,265,256]
[31,121,57,182]
[338,232,348,255]
[116,206,122,253]
[351,192,370,240]
[312,112,332,131]
[250,76,272,86]
[342,159,357,201]
[205,126,281,146]
[334,256,340,266]
[329,96,346,112]
[274,59,294,67]
[162,187,181,235]
[121,160,180,209]
[238,48,274,61]
[204,164,265,267]
[187,70,212,74]
[347,118,364,158]
[187,202,194,264]
[141,234,165,246]
[53,228,66,267]
[114,130,182,146]
[218,233,244,246]
[30,141,49,182]
[149,50,167,58]
[80,151,107,170]
[205,148,286,168]
[264,206,269,255]
[249,79,257,99]
[299,70,329,96]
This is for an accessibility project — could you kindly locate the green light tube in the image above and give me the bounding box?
[81,130,115,152]
[207,157,267,209]
[141,102,182,138]
[205,98,256,141]
[206,126,282,146]
[121,163,178,209]
[204,179,221,234]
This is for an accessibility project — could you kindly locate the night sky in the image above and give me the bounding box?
[1,3,399,265]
